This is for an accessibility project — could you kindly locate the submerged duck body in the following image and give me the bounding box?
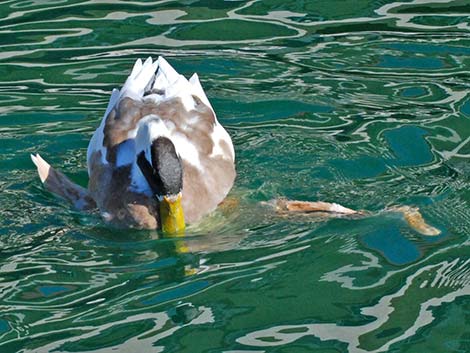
[33,57,236,230]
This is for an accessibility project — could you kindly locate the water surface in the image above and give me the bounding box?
[0,1,469,352]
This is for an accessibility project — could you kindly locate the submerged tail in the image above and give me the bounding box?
[31,154,96,211]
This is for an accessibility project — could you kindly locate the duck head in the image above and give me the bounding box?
[137,137,185,234]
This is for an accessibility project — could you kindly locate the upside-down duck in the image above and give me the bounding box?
[32,57,440,237]
[32,57,235,233]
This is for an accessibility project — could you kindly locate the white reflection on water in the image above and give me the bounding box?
[2,0,469,62]
[20,306,213,353]
[237,258,470,352]
[375,0,467,31]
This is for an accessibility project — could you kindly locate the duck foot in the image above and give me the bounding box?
[31,153,96,211]
[217,196,240,215]
[268,198,441,236]
[273,198,361,215]
[387,206,441,236]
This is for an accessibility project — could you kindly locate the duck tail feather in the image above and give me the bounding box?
[156,56,179,85]
[121,57,158,99]
[130,58,143,78]
[31,154,96,211]
[153,57,189,95]
[189,73,212,108]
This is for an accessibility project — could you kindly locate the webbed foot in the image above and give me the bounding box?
[388,206,441,236]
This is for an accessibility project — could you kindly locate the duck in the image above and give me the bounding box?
[31,56,236,233]
[31,57,441,237]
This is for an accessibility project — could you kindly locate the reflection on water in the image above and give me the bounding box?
[238,257,470,353]
[0,0,469,352]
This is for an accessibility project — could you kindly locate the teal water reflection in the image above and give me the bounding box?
[0,0,469,352]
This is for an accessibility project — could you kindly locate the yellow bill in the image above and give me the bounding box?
[159,193,186,235]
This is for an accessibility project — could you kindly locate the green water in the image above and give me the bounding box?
[1,1,469,352]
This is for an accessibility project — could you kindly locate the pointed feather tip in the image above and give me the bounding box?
[189,72,212,107]
[130,58,143,77]
[189,72,199,85]
[156,56,180,83]
[143,56,153,66]
[138,56,158,79]
[31,153,50,183]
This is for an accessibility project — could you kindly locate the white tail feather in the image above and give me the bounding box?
[189,73,211,108]
[155,56,179,85]
[118,56,213,111]
[121,57,157,100]
[129,58,143,78]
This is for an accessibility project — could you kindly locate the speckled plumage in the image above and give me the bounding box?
[34,57,236,229]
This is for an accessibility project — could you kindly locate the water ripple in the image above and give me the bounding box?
[0,0,469,352]
[237,257,470,352]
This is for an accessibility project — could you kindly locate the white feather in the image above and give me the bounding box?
[133,115,202,170]
[130,58,143,77]
[210,122,235,162]
[171,132,201,169]
[189,73,212,109]
[120,57,158,100]
[154,56,180,88]
[134,115,172,156]
[87,88,120,173]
